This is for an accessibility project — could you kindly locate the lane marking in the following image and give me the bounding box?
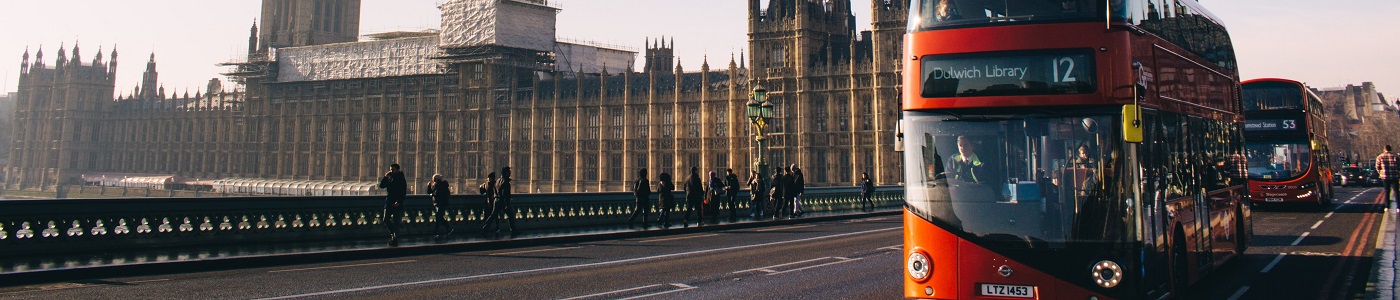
[0,283,91,296]
[1226,286,1249,300]
[732,257,863,276]
[1325,212,1335,219]
[491,246,584,256]
[1310,220,1324,230]
[638,234,718,243]
[755,224,817,232]
[734,257,836,274]
[617,284,697,300]
[258,226,902,299]
[1290,232,1310,246]
[269,260,418,273]
[558,283,696,300]
[763,257,862,276]
[1342,188,1374,205]
[1259,254,1287,273]
[127,278,171,284]
[877,244,902,251]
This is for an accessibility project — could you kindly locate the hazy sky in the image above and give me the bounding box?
[1,0,1397,102]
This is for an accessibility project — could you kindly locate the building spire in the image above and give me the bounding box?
[109,45,119,75]
[71,41,81,65]
[248,19,260,54]
[56,42,66,66]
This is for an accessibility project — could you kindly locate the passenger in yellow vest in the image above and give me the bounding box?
[950,136,984,183]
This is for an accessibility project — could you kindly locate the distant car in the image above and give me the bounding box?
[1367,170,1384,187]
[1333,173,1342,186]
[1340,167,1366,187]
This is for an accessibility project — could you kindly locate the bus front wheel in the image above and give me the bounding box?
[1171,228,1190,298]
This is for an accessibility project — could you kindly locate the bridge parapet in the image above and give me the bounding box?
[0,187,903,257]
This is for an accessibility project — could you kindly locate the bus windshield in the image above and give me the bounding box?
[902,110,1132,249]
[909,0,1125,31]
[1243,81,1304,111]
[1246,142,1311,180]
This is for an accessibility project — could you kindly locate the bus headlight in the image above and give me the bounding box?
[1092,260,1123,288]
[907,251,931,281]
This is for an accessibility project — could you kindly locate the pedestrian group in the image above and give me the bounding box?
[375,162,875,247]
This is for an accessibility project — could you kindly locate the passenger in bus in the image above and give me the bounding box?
[1071,144,1097,168]
[1059,0,1080,13]
[949,136,985,183]
[933,0,962,21]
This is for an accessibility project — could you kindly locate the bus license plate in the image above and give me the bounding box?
[1265,198,1284,202]
[980,283,1034,298]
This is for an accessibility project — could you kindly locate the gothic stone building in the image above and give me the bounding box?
[7,0,907,194]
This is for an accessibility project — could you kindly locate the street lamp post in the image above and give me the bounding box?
[746,85,774,192]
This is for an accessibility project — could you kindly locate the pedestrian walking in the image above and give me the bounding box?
[1378,145,1400,207]
[707,170,724,224]
[771,166,788,219]
[789,165,806,218]
[657,172,676,228]
[378,163,407,247]
[426,174,455,241]
[478,172,497,224]
[748,170,766,218]
[481,167,515,234]
[682,167,704,227]
[627,168,653,227]
[725,169,741,222]
[860,172,876,211]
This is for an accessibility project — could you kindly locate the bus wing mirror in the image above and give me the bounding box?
[895,120,906,152]
[1122,105,1143,143]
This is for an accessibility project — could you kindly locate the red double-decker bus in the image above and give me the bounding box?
[1242,78,1334,209]
[898,0,1250,299]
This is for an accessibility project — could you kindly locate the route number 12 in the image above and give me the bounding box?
[1051,57,1077,83]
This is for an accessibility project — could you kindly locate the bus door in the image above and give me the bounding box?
[1140,111,1171,295]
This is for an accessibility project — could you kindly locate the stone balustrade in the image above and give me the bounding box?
[0,186,903,257]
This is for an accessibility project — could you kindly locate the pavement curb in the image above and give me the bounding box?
[1368,204,1396,300]
[0,210,901,287]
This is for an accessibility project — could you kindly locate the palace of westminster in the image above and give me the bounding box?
[5,0,908,193]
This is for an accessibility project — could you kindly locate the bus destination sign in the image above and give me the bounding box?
[1244,119,1302,131]
[921,50,1095,98]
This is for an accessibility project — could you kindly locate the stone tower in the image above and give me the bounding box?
[748,0,856,72]
[867,0,909,183]
[643,37,674,74]
[258,0,361,50]
[7,44,118,189]
[747,0,907,184]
